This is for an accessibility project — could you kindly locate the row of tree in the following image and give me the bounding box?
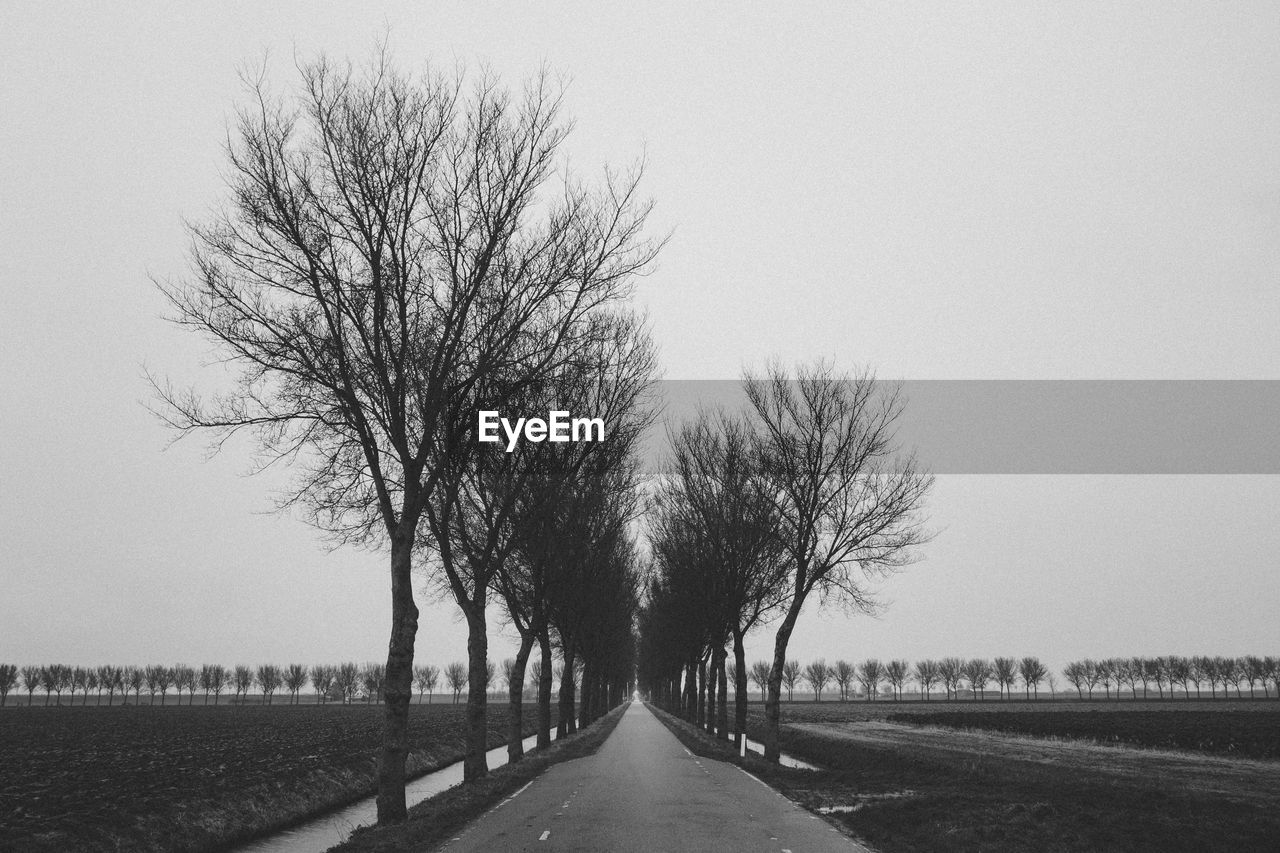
[637,366,934,756]
[0,659,590,707]
[156,51,656,821]
[1061,656,1280,700]
[740,655,1279,702]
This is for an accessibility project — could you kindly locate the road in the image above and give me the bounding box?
[438,701,869,853]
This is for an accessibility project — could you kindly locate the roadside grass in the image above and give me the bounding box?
[0,704,554,853]
[330,703,630,853]
[649,704,1280,852]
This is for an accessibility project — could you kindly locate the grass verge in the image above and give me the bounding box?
[330,703,630,853]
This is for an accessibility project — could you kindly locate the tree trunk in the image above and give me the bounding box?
[579,659,595,729]
[732,629,749,751]
[464,605,489,781]
[684,662,697,720]
[715,649,729,741]
[537,632,554,748]
[558,646,577,737]
[696,656,707,729]
[508,631,535,764]
[376,532,418,824]
[764,604,801,763]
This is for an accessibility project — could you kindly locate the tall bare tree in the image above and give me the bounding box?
[746,362,933,761]
[153,50,657,820]
[646,408,790,746]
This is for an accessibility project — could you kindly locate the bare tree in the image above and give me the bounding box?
[914,659,940,701]
[98,666,122,707]
[885,659,910,701]
[1018,657,1047,699]
[284,664,308,704]
[858,659,883,701]
[1243,656,1267,698]
[746,363,933,761]
[334,663,360,704]
[359,663,385,704]
[174,665,198,705]
[1064,661,1088,699]
[749,661,772,701]
[803,660,830,702]
[71,666,88,705]
[152,50,658,822]
[233,665,254,704]
[832,660,856,702]
[992,657,1017,700]
[20,666,41,706]
[1096,658,1116,699]
[645,406,789,746]
[0,665,16,706]
[126,667,144,704]
[781,659,801,701]
[311,665,335,704]
[938,657,964,700]
[445,662,467,704]
[413,664,440,704]
[962,658,993,701]
[257,665,282,704]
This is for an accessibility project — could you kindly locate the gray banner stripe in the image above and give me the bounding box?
[637,380,1280,474]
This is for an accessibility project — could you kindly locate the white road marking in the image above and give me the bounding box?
[496,780,534,808]
[539,830,550,841]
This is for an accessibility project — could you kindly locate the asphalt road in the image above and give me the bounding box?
[438,701,869,853]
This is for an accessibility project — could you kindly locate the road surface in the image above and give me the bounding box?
[438,701,869,853]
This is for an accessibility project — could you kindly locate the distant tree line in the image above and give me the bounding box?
[1060,656,1280,700]
[0,660,587,707]
[726,655,1280,703]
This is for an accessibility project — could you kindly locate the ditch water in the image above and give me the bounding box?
[235,731,556,853]
[738,735,820,770]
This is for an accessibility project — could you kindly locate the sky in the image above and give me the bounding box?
[2,3,1278,679]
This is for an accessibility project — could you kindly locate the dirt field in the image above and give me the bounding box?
[736,700,1280,851]
[0,703,553,852]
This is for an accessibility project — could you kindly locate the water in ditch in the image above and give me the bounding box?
[235,731,555,853]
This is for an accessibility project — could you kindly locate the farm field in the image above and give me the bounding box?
[886,707,1280,760]
[735,699,1280,851]
[759,698,1280,759]
[0,703,556,852]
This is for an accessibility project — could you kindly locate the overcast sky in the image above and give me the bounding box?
[2,3,1278,678]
